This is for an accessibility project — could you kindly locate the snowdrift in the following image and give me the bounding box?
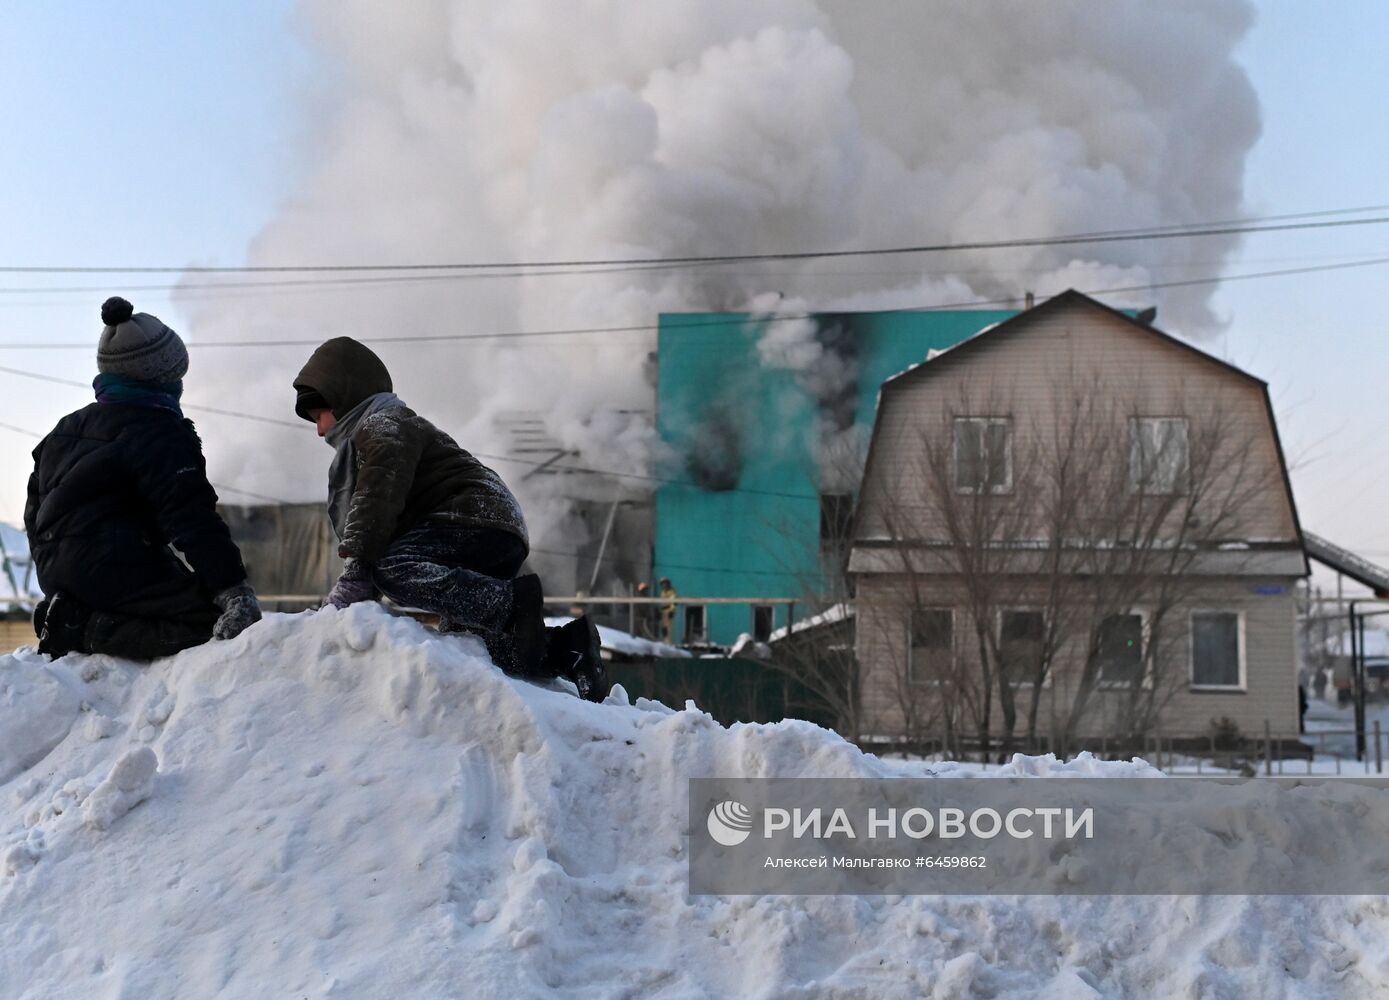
[2,605,1387,998]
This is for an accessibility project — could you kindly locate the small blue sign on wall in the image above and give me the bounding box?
[1248,584,1288,596]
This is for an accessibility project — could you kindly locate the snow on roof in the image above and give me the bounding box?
[0,522,40,611]
[767,602,854,643]
[545,616,691,659]
[878,317,1005,388]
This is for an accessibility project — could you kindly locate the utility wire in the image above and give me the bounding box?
[0,419,296,505]
[0,418,816,580]
[0,262,689,297]
[0,365,303,427]
[0,368,820,498]
[1,202,1386,295]
[3,208,1389,275]
[0,362,822,498]
[5,254,1389,500]
[0,420,42,440]
[5,250,1389,352]
[3,245,1387,303]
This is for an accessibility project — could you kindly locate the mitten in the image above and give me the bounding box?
[326,559,377,609]
[212,582,262,640]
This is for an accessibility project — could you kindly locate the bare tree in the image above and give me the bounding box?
[1050,381,1273,750]
[865,372,1274,758]
[758,431,866,739]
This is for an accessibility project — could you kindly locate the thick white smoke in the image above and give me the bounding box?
[179,0,1259,554]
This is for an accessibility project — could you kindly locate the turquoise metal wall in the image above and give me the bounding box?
[654,310,1015,645]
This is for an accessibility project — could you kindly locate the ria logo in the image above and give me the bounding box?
[707,800,755,846]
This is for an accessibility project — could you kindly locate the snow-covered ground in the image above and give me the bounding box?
[1304,691,1389,756]
[3,605,1388,998]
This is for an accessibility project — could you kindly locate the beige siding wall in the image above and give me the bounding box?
[856,303,1298,546]
[850,299,1303,744]
[856,574,1299,741]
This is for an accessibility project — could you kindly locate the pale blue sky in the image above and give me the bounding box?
[0,0,308,507]
[1,2,1386,594]
[1214,1,1389,589]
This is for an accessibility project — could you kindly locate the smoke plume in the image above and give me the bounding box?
[179,0,1260,555]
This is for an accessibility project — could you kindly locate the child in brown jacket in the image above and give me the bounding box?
[293,336,607,701]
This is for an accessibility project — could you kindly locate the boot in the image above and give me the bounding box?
[546,615,610,703]
[37,593,90,659]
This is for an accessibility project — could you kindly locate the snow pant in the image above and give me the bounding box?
[370,523,529,670]
[55,565,220,661]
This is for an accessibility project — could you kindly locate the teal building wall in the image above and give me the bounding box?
[654,310,1015,645]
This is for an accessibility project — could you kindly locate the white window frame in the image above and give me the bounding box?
[1094,609,1154,690]
[906,608,954,687]
[1188,609,1247,692]
[953,416,1014,495]
[1128,416,1190,496]
[995,607,1051,689]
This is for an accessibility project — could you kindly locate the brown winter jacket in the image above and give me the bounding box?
[293,337,528,565]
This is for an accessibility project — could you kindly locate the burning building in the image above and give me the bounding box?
[654,308,1016,645]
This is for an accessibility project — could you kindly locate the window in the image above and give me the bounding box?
[1191,611,1244,689]
[908,609,953,684]
[752,605,774,643]
[954,417,1013,493]
[998,610,1044,681]
[1096,613,1145,687]
[819,493,854,549]
[1129,417,1189,495]
[684,605,707,644]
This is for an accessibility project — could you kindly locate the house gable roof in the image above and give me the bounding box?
[853,289,1307,571]
[880,288,1265,392]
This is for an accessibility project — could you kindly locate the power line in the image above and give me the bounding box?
[1039,253,1389,301]
[212,483,298,505]
[527,544,817,580]
[0,420,41,440]
[4,250,1389,353]
[0,416,811,583]
[0,262,690,297]
[3,245,1387,305]
[0,363,814,497]
[2,203,1386,296]
[0,419,297,505]
[479,454,820,501]
[4,254,1389,501]
[0,375,822,500]
[4,209,1389,276]
[0,365,303,427]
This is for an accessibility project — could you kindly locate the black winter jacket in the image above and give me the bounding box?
[24,402,247,612]
[340,404,528,564]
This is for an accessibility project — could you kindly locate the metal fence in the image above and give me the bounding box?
[869,719,1389,776]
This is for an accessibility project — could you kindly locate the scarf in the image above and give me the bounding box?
[324,391,406,540]
[93,373,184,415]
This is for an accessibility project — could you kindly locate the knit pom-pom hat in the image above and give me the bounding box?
[97,296,189,383]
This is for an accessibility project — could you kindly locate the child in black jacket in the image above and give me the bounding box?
[25,298,261,659]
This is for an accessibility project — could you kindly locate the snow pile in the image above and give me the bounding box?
[3,605,1388,998]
